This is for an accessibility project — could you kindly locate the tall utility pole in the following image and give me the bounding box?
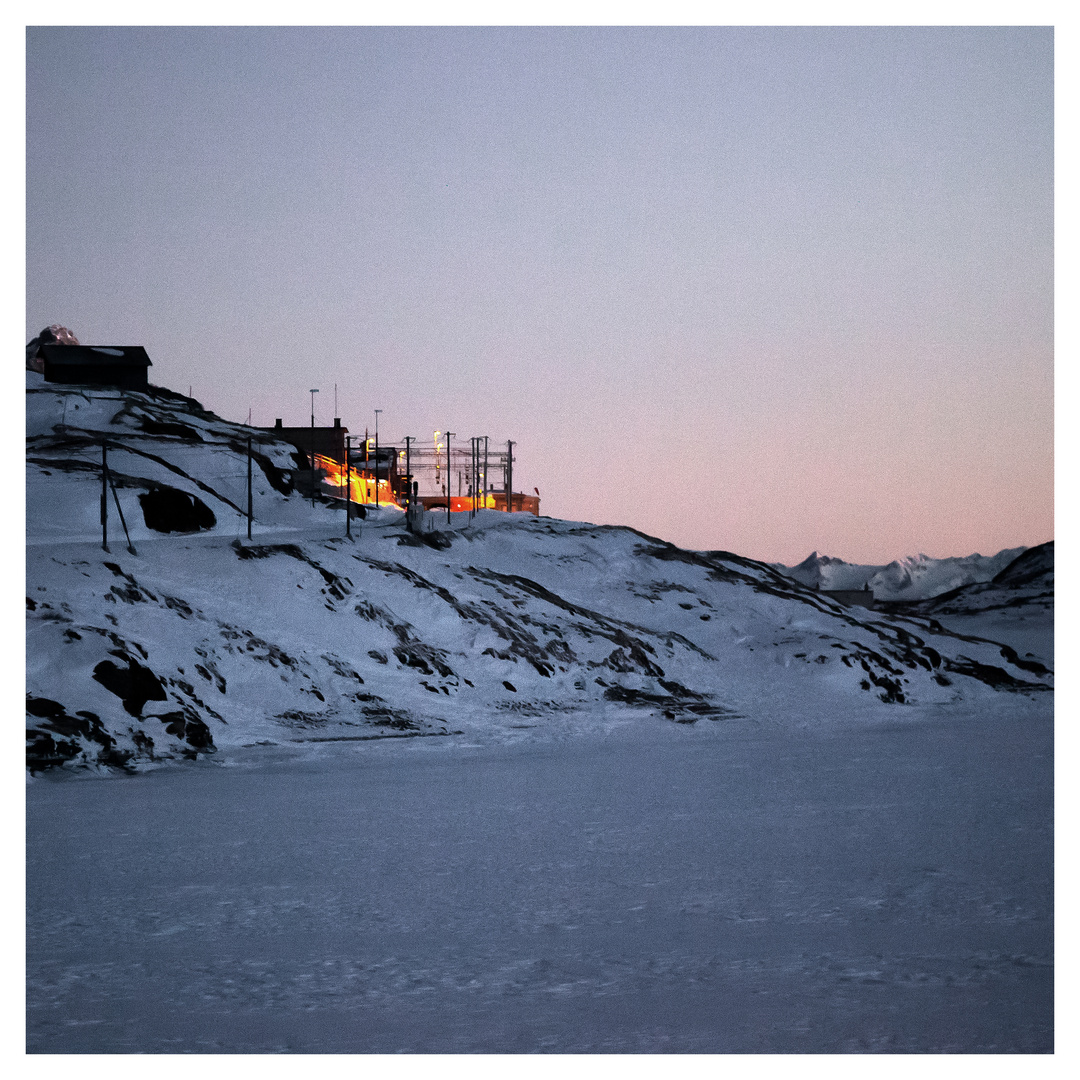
[445,431,455,523]
[246,437,253,540]
[506,440,515,513]
[374,409,382,509]
[472,438,479,516]
[483,436,489,510]
[309,389,319,508]
[404,436,414,513]
[345,435,352,539]
[101,441,109,553]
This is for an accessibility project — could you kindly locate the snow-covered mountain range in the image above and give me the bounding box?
[776,548,1030,601]
[26,373,1053,772]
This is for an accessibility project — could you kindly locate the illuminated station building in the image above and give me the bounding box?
[266,420,539,514]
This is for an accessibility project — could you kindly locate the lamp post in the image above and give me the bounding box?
[374,409,382,509]
[309,389,319,508]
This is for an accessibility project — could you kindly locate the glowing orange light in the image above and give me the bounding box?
[314,453,394,505]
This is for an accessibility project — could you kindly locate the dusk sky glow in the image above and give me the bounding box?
[26,25,1053,564]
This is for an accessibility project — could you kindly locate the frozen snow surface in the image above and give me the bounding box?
[27,703,1052,1053]
[25,377,1053,1052]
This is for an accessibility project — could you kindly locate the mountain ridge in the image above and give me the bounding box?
[775,546,1036,601]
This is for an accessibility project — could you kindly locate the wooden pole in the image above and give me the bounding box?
[404,436,413,531]
[446,431,455,524]
[309,389,319,509]
[101,441,109,553]
[506,440,515,513]
[345,435,352,539]
[108,469,137,556]
[374,410,381,510]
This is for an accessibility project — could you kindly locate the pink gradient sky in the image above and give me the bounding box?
[26,27,1053,565]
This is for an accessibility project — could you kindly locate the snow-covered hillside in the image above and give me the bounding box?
[867,542,1055,666]
[26,375,1053,771]
[777,548,1029,601]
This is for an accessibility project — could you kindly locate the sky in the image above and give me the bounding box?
[25,25,1054,565]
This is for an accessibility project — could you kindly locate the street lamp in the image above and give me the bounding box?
[374,409,382,509]
[309,389,319,508]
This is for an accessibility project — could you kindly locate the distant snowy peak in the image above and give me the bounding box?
[777,547,1029,601]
